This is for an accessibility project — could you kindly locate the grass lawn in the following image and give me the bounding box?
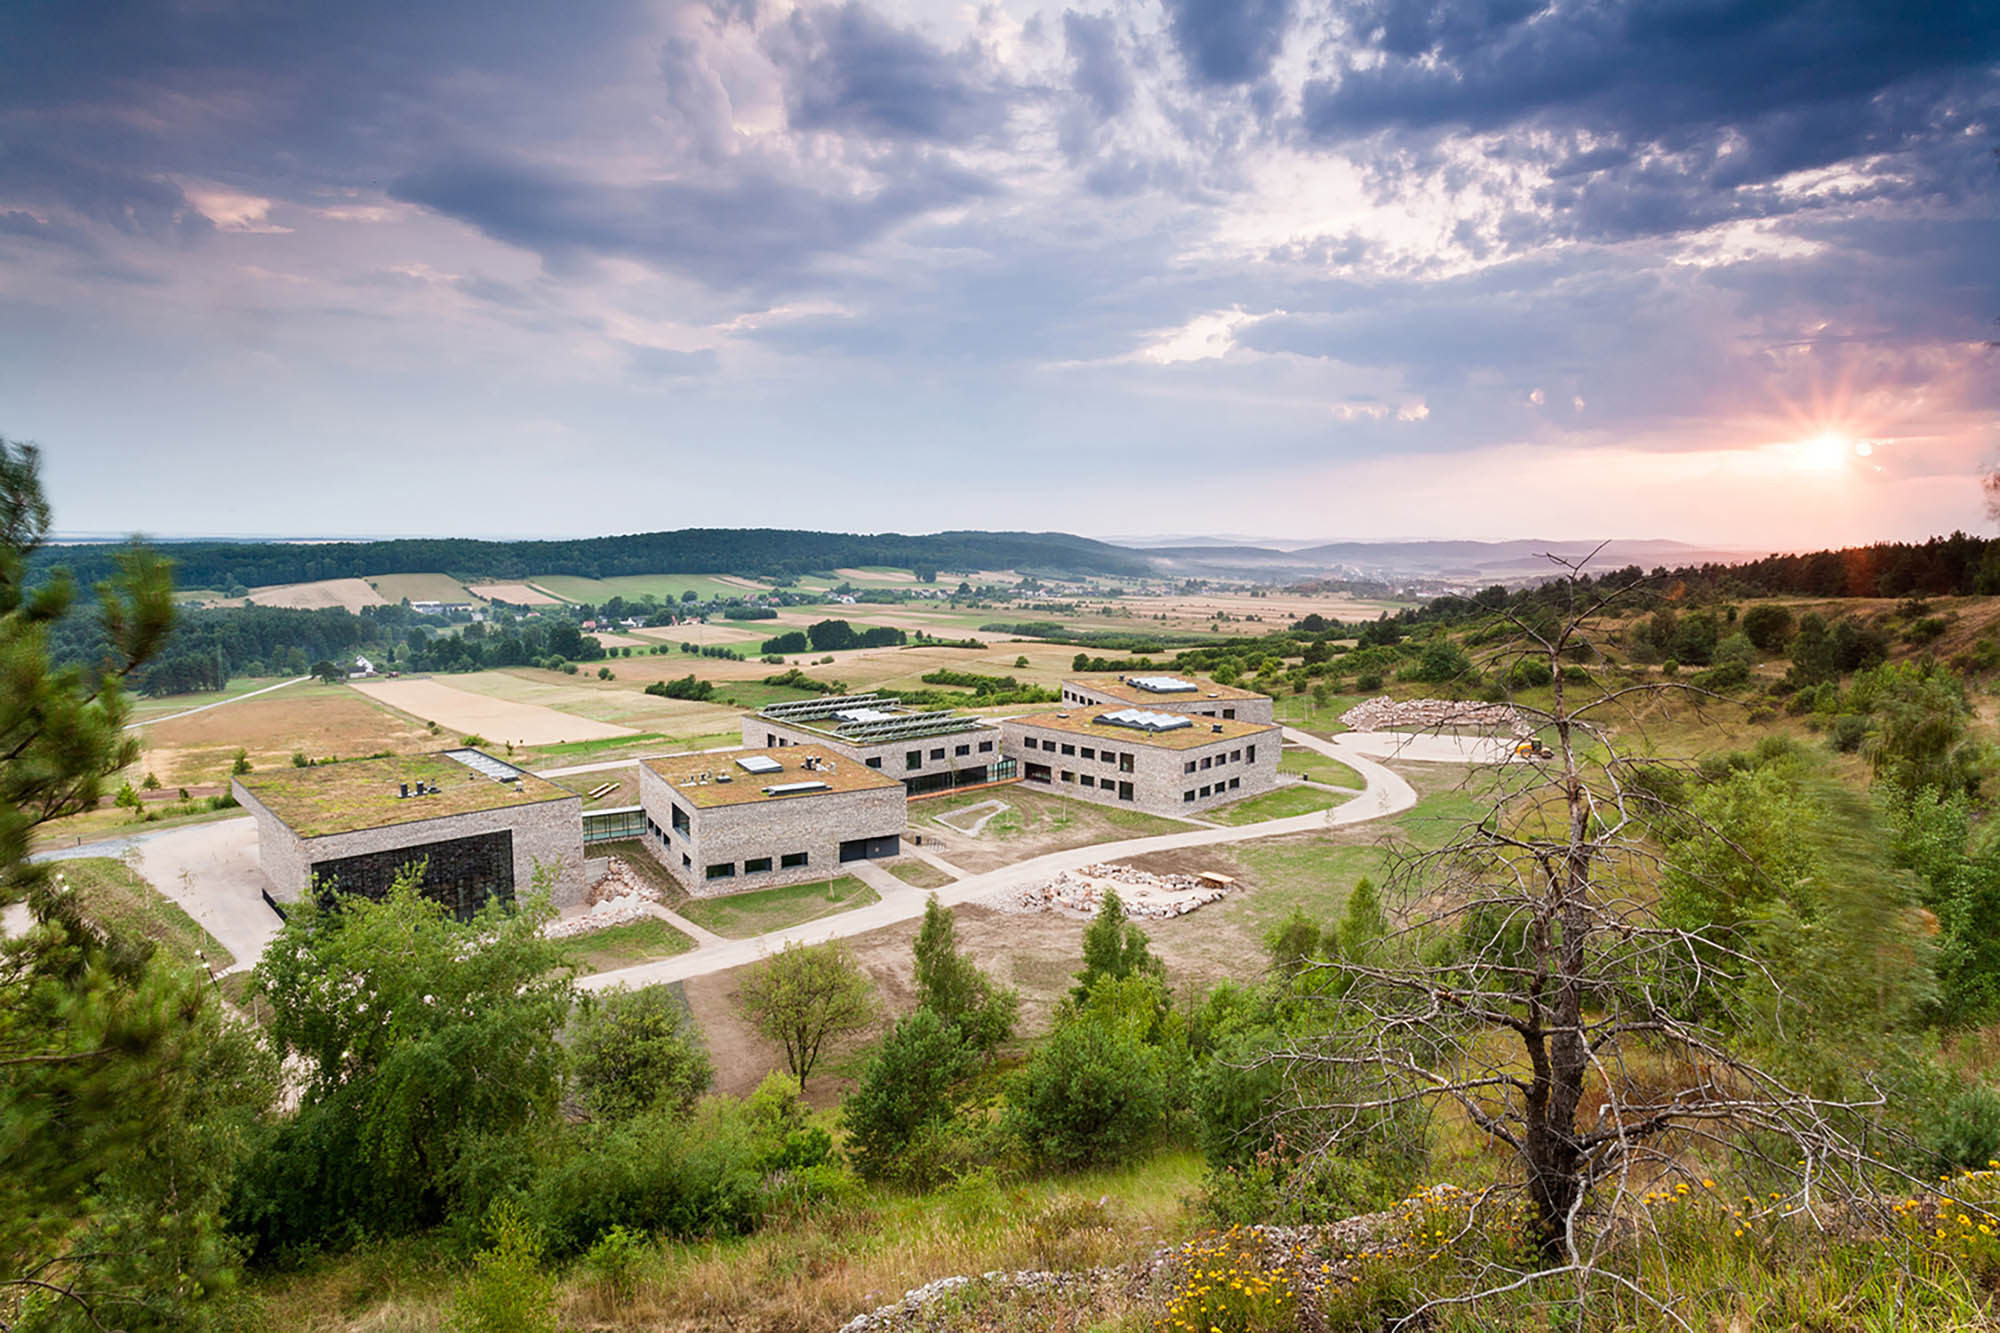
[1271,690,1368,733]
[1280,748,1364,787]
[1209,784,1347,825]
[881,858,955,889]
[563,917,696,974]
[676,876,879,938]
[55,856,233,972]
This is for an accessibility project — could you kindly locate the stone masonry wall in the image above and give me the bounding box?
[744,716,1004,786]
[235,782,587,911]
[999,719,1281,820]
[637,762,907,897]
[1059,681,1276,725]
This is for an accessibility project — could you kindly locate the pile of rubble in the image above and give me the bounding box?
[542,858,663,939]
[1340,695,1530,735]
[990,862,1233,920]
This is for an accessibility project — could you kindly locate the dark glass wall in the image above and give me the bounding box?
[311,829,515,919]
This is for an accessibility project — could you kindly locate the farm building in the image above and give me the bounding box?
[1058,673,1275,724]
[233,749,586,917]
[743,695,1012,796]
[637,745,906,895]
[1000,708,1281,819]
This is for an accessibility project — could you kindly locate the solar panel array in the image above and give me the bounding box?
[443,748,527,782]
[758,693,892,722]
[757,693,992,744]
[829,712,988,743]
[1096,708,1194,733]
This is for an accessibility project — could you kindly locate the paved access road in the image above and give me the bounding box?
[575,728,1500,993]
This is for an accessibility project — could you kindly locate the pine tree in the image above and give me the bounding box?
[1072,888,1164,1004]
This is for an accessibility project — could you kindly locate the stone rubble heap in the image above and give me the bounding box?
[542,858,663,939]
[1340,694,1531,736]
[990,861,1230,920]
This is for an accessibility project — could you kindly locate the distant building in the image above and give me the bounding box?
[410,600,445,615]
[1001,708,1280,819]
[233,749,586,917]
[350,655,377,677]
[743,694,1011,796]
[637,745,906,895]
[1058,673,1274,724]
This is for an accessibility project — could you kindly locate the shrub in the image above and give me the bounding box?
[1507,658,1553,689]
[842,1008,970,1181]
[1828,713,1870,754]
[568,986,713,1123]
[583,1224,649,1302]
[1004,1018,1164,1170]
[1354,671,1383,691]
[451,1202,557,1333]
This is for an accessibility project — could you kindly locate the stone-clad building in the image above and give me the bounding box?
[233,749,585,916]
[1058,673,1275,725]
[1000,708,1281,819]
[637,744,907,895]
[743,694,1012,796]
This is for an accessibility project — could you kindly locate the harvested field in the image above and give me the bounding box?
[834,566,916,583]
[532,574,773,603]
[245,578,384,612]
[368,572,472,603]
[466,581,564,606]
[140,684,432,785]
[585,631,653,649]
[443,669,749,737]
[629,623,766,646]
[350,678,634,746]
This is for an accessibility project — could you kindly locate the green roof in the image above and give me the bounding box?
[236,752,576,839]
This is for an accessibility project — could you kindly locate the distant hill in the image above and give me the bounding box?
[1137,538,1763,583]
[32,528,1150,591]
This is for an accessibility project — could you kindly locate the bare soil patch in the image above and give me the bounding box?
[466,581,563,606]
[910,786,1191,874]
[245,578,384,613]
[142,686,432,784]
[368,573,472,603]
[350,678,634,746]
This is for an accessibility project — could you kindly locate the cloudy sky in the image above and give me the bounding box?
[3,0,1996,548]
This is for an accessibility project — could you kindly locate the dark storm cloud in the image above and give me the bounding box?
[1162,0,1294,86]
[388,154,989,289]
[765,2,1010,142]
[1064,12,1132,118]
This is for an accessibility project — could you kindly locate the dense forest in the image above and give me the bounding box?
[31,528,1148,590]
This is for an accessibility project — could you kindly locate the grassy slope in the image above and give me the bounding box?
[675,875,879,938]
[56,856,233,971]
[563,918,695,974]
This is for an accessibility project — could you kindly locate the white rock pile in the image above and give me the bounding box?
[1340,695,1531,735]
[991,862,1230,920]
[541,858,663,939]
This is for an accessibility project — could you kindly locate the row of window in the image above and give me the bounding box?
[1185,778,1243,802]
[707,851,810,881]
[1183,744,1256,775]
[1052,770,1135,801]
[1028,737,1137,772]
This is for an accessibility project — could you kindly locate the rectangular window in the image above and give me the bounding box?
[1061,770,1074,783]
[1043,739,1057,752]
[1230,749,1241,762]
[682,853,691,868]
[1118,781,1133,802]
[671,804,690,835]
[1183,790,1196,803]
[978,741,994,753]
[930,747,945,760]
[1081,775,1095,788]
[955,744,970,757]
[781,851,809,869]
[907,750,923,770]
[1230,777,1240,790]
[1080,747,1095,759]
[766,733,777,746]
[866,756,883,768]
[1119,753,1134,773]
[1184,760,1197,775]
[1060,743,1075,756]
[744,857,772,873]
[705,862,735,881]
[1200,784,1211,797]
[1200,756,1212,770]
[1223,708,1236,719]
[1246,744,1256,763]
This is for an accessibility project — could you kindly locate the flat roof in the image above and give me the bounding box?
[754,694,997,746]
[644,744,903,809]
[237,751,576,839]
[1006,711,1278,751]
[1065,675,1269,705]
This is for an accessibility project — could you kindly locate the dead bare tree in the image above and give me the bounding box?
[1277,553,1912,1315]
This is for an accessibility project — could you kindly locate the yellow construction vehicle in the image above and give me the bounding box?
[1515,739,1555,761]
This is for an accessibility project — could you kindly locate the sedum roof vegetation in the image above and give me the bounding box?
[1006,711,1278,751]
[236,752,575,839]
[643,745,903,809]
[1066,675,1269,704]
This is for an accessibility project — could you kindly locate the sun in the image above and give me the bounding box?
[1780,430,1864,474]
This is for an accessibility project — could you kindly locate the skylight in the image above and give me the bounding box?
[1096,708,1194,733]
[1127,675,1198,693]
[735,755,783,774]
